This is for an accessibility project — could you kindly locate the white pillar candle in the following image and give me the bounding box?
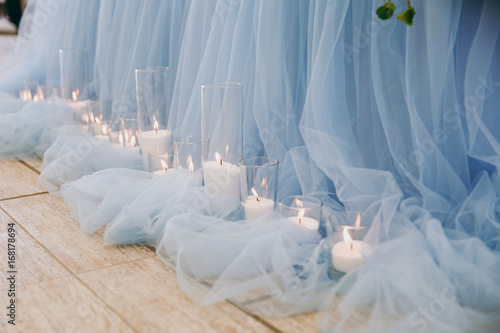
[68,100,89,132]
[68,101,88,117]
[140,129,172,165]
[286,216,319,231]
[140,130,172,152]
[331,229,370,273]
[203,160,240,212]
[243,196,274,219]
[124,135,140,152]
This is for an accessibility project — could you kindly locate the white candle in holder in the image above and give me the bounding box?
[203,152,240,211]
[153,159,173,176]
[243,188,274,219]
[331,228,369,273]
[68,100,88,115]
[140,121,172,165]
[67,90,88,116]
[287,209,319,231]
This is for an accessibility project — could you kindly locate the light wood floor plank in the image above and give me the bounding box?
[0,161,322,332]
[0,161,44,199]
[77,257,281,333]
[263,313,318,333]
[0,194,155,274]
[20,159,42,174]
[0,209,70,289]
[0,275,135,333]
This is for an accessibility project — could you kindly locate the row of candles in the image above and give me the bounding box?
[61,97,370,275]
[27,54,370,275]
[19,82,59,102]
[22,85,370,275]
[148,148,370,274]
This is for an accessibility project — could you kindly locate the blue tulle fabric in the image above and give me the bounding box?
[1,0,500,331]
[0,93,74,159]
[38,132,143,194]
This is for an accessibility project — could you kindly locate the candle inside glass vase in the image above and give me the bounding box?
[201,82,243,214]
[136,67,172,169]
[279,195,322,238]
[174,136,207,172]
[148,152,175,176]
[329,212,371,274]
[203,152,241,211]
[140,119,171,164]
[59,49,89,128]
[120,113,140,152]
[240,157,279,220]
[90,118,110,141]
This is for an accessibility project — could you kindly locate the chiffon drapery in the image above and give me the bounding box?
[1,0,499,332]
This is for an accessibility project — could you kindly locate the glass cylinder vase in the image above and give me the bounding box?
[279,195,323,233]
[135,67,172,167]
[148,151,175,176]
[240,157,279,220]
[59,49,89,125]
[327,211,371,277]
[120,113,140,151]
[201,82,243,213]
[174,136,208,172]
[59,49,89,101]
[24,82,45,102]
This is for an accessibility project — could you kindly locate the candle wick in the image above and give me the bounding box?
[350,242,353,251]
[299,218,301,224]
[220,159,223,166]
[256,197,259,202]
[155,128,158,134]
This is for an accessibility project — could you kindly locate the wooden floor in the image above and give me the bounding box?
[0,159,318,332]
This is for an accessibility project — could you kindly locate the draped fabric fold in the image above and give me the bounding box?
[1,0,499,331]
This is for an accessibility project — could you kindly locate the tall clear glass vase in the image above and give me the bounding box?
[59,48,89,128]
[201,82,243,214]
[135,67,172,168]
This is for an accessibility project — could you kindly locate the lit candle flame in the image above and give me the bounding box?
[82,114,89,124]
[21,90,32,101]
[33,94,39,102]
[187,155,194,172]
[298,209,305,224]
[343,228,353,251]
[354,212,361,228]
[102,124,108,136]
[251,188,260,202]
[161,159,168,171]
[72,89,79,102]
[95,117,101,125]
[119,133,124,145]
[38,89,44,101]
[154,120,159,134]
[90,112,95,124]
[130,136,136,147]
[215,152,222,166]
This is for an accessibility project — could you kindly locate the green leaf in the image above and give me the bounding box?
[376,2,396,20]
[397,6,416,26]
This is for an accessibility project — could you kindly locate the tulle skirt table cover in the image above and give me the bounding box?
[1,0,499,332]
